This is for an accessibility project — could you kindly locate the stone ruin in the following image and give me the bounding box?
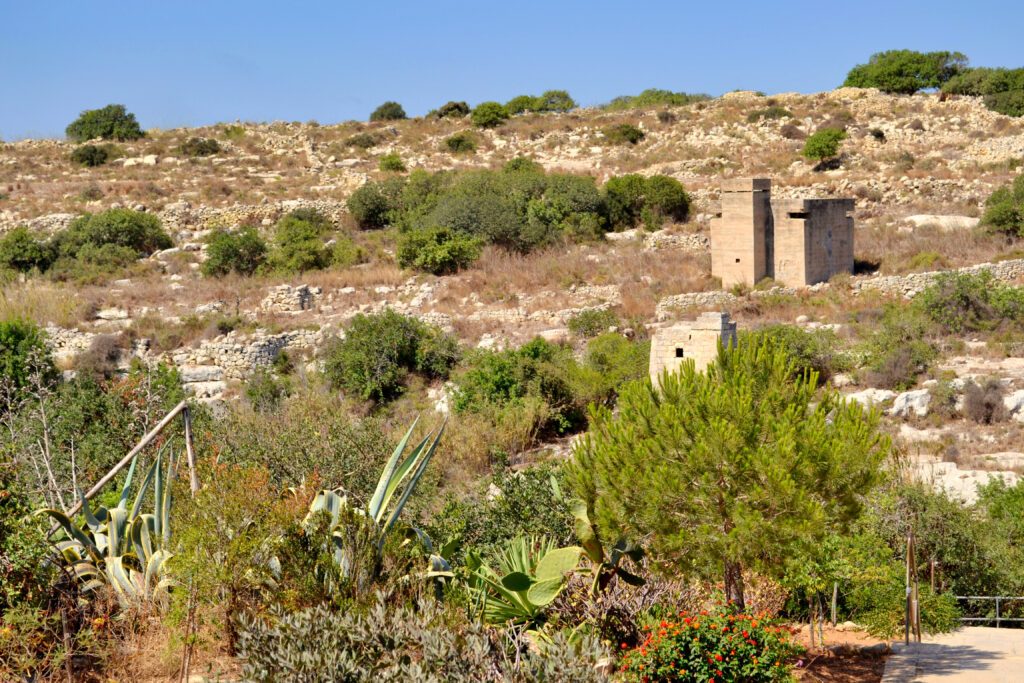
[649,311,737,386]
[710,178,854,289]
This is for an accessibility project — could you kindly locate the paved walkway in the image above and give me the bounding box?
[882,627,1024,682]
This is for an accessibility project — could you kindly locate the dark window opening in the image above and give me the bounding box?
[788,211,810,219]
[735,258,741,263]
[675,348,684,358]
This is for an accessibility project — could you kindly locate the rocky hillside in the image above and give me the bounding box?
[4,86,1024,501]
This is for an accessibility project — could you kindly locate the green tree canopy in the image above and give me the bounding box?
[843,50,968,94]
[65,104,144,142]
[568,339,889,608]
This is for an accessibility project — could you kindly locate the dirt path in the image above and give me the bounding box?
[882,627,1024,682]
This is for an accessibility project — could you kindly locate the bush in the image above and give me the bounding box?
[433,100,471,118]
[202,226,267,277]
[444,131,477,153]
[534,89,577,112]
[603,123,645,145]
[244,369,290,413]
[237,596,610,682]
[747,324,846,384]
[0,468,54,611]
[369,101,406,121]
[378,153,405,172]
[604,174,690,230]
[179,137,221,157]
[779,123,806,140]
[0,227,53,273]
[347,178,403,229]
[471,101,510,128]
[322,310,460,402]
[567,308,618,338]
[605,89,711,111]
[504,95,537,115]
[330,235,366,268]
[963,378,1008,424]
[981,175,1024,237]
[396,226,482,275]
[914,271,1024,333]
[620,607,801,682]
[802,128,847,161]
[70,143,110,167]
[573,332,650,408]
[65,103,144,142]
[861,306,937,390]
[55,208,171,258]
[0,318,55,401]
[747,106,792,122]
[943,67,1024,117]
[268,211,332,273]
[843,50,968,94]
[346,132,378,149]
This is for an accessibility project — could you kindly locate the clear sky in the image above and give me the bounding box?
[2,0,1021,140]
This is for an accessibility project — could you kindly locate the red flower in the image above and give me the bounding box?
[715,653,723,662]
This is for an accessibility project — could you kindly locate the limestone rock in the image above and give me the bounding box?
[846,388,897,407]
[889,389,931,418]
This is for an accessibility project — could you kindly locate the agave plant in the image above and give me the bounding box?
[467,536,581,627]
[304,417,448,584]
[38,450,175,606]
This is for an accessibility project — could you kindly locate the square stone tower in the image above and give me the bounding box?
[710,178,854,289]
[710,178,773,288]
[649,311,737,387]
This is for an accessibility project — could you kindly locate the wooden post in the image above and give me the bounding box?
[62,400,188,520]
[183,405,200,494]
[831,581,838,626]
[905,532,912,646]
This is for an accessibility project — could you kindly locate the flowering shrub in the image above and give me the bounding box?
[620,607,800,682]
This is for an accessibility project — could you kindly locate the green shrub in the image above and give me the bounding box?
[330,234,366,268]
[573,332,650,408]
[178,137,221,157]
[347,177,404,229]
[221,124,245,140]
[914,271,1024,333]
[0,227,54,273]
[620,607,801,682]
[47,243,140,283]
[984,89,1024,118]
[346,132,378,149]
[981,174,1024,236]
[433,100,471,118]
[55,208,172,258]
[202,226,267,277]
[0,318,55,401]
[534,90,577,112]
[747,106,792,122]
[268,212,332,273]
[504,156,543,174]
[396,226,482,275]
[378,153,406,172]
[604,174,690,230]
[65,103,144,142]
[843,50,968,94]
[70,143,110,167]
[452,338,583,435]
[244,369,290,413]
[471,101,510,128]
[861,306,937,390]
[0,468,54,611]
[369,101,406,121]
[802,127,847,162]
[747,324,847,384]
[322,310,460,402]
[942,67,1024,115]
[603,122,645,145]
[604,89,711,111]
[567,308,618,338]
[444,131,477,153]
[504,95,537,115]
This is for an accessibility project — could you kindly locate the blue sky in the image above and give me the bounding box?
[2,0,1021,140]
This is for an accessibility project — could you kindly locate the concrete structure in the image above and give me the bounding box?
[710,178,854,289]
[649,311,737,386]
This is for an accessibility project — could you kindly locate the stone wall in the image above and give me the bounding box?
[171,328,327,380]
[159,198,349,235]
[854,258,1024,298]
[261,284,323,313]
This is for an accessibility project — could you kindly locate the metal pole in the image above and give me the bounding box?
[62,400,188,520]
[905,532,912,646]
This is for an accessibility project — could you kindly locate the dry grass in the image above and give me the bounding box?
[0,281,87,327]
[857,223,1017,275]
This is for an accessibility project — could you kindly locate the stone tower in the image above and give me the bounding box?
[649,311,737,387]
[710,178,854,289]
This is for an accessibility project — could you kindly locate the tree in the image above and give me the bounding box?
[55,208,172,258]
[568,339,888,608]
[0,318,55,401]
[202,226,267,276]
[0,227,53,273]
[369,101,406,121]
[65,104,144,142]
[802,128,847,163]
[981,174,1024,237]
[432,101,471,118]
[843,50,968,95]
[471,102,510,129]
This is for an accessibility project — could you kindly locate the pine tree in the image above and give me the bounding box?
[568,338,889,608]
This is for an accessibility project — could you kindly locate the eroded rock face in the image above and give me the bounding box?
[889,389,931,418]
[846,388,897,407]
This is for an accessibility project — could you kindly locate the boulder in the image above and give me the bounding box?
[903,214,980,231]
[1003,389,1024,417]
[889,389,931,418]
[183,380,226,399]
[95,307,129,321]
[845,388,896,407]
[178,365,224,383]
